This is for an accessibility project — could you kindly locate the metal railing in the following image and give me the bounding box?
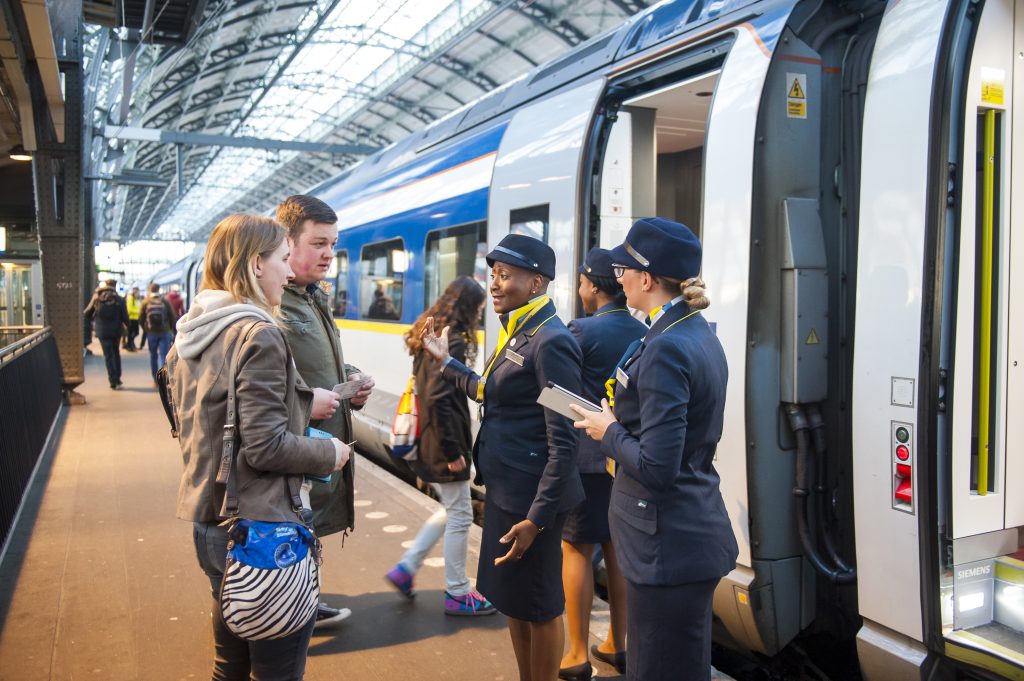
[0,326,46,352]
[0,327,64,555]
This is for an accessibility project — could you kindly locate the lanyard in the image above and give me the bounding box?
[477,295,550,401]
[604,308,699,405]
[604,308,699,476]
[647,294,686,326]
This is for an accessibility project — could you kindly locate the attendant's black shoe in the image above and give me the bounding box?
[591,645,626,673]
[558,661,592,681]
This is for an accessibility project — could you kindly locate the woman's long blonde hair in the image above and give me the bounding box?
[202,214,286,313]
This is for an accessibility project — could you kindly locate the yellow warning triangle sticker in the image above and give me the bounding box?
[788,78,805,99]
[805,329,820,345]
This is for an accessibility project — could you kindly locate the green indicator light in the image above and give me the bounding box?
[896,427,910,444]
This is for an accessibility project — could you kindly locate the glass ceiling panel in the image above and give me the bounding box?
[156,0,489,237]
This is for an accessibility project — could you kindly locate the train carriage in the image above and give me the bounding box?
[158,0,1024,677]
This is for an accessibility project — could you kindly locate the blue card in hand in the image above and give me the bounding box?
[306,427,334,483]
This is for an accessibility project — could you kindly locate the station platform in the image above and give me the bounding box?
[0,341,645,680]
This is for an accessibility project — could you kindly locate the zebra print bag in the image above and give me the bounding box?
[220,520,320,640]
[214,321,322,641]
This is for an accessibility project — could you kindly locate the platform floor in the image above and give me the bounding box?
[0,342,638,680]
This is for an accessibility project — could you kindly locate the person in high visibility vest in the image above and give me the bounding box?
[123,286,141,351]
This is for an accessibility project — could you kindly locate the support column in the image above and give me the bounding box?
[33,21,85,394]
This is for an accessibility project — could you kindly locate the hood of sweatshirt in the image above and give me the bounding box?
[174,289,275,360]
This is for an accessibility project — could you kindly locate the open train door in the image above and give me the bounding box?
[854,0,1024,678]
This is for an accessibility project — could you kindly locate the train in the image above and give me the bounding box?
[151,0,1024,678]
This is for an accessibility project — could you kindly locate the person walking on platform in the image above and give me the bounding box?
[83,278,128,389]
[167,213,351,680]
[123,286,141,351]
[140,282,176,384]
[420,233,584,681]
[275,194,375,629]
[558,248,645,681]
[384,276,496,617]
[165,287,186,326]
[571,218,738,681]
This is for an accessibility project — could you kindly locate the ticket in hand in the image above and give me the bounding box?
[332,377,368,400]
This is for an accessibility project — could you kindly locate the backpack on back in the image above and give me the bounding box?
[96,290,120,322]
[146,297,166,331]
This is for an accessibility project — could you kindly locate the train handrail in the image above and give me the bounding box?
[0,326,50,365]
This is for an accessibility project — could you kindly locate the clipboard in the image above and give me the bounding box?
[537,382,600,420]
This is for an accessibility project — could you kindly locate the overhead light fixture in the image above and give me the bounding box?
[9,145,32,162]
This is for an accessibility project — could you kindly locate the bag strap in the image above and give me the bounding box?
[217,320,314,527]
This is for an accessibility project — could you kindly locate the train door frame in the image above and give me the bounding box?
[583,19,816,656]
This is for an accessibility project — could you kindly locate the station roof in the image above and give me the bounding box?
[85,0,653,243]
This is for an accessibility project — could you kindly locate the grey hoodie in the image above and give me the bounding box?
[174,289,275,360]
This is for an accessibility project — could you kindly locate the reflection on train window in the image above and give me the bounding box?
[331,251,348,317]
[360,239,404,321]
[509,205,549,242]
[424,222,486,307]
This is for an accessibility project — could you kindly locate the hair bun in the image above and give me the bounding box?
[681,277,709,310]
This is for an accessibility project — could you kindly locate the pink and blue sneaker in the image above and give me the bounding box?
[444,590,496,616]
[384,563,416,599]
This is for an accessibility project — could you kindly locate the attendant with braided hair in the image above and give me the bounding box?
[571,218,737,681]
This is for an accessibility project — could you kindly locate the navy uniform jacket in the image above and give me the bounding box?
[442,299,585,529]
[601,303,738,586]
[568,303,647,474]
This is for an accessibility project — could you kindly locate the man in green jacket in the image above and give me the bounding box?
[277,194,375,628]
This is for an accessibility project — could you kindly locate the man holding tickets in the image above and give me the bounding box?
[571,218,737,681]
[276,195,375,628]
[421,233,584,681]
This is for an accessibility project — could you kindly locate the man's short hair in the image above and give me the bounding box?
[104,278,117,287]
[148,282,160,294]
[276,195,338,240]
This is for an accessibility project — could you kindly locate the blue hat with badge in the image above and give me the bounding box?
[609,217,701,279]
[486,233,556,280]
[578,247,616,279]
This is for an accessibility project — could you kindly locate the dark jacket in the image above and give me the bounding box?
[168,317,336,524]
[84,285,129,339]
[567,302,646,474]
[279,283,358,536]
[442,299,584,529]
[601,303,738,586]
[140,294,176,335]
[409,332,473,483]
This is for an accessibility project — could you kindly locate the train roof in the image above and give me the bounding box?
[308,0,783,211]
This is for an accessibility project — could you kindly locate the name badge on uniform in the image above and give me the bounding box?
[615,366,630,389]
[505,349,525,366]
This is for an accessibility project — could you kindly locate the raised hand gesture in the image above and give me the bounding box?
[420,317,451,363]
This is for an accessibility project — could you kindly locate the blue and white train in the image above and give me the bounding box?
[154,0,1024,677]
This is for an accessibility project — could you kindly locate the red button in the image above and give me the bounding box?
[896,463,912,478]
[895,480,912,503]
[896,444,910,461]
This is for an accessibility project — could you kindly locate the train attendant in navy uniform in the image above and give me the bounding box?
[571,218,738,681]
[420,233,585,681]
[559,247,645,681]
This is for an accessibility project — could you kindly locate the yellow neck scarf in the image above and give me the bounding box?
[477,295,550,401]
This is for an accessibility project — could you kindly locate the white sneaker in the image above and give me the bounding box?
[314,604,352,629]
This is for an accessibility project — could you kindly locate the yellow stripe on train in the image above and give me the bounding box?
[335,318,485,344]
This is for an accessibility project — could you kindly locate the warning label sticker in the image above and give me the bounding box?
[981,67,1005,106]
[805,328,820,345]
[787,72,807,119]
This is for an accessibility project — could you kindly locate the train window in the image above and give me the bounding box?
[423,222,486,307]
[510,205,549,242]
[359,239,404,321]
[331,251,348,317]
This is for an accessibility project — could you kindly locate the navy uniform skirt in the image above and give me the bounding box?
[561,472,613,544]
[476,496,567,622]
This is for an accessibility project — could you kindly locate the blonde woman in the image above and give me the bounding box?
[167,214,349,680]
